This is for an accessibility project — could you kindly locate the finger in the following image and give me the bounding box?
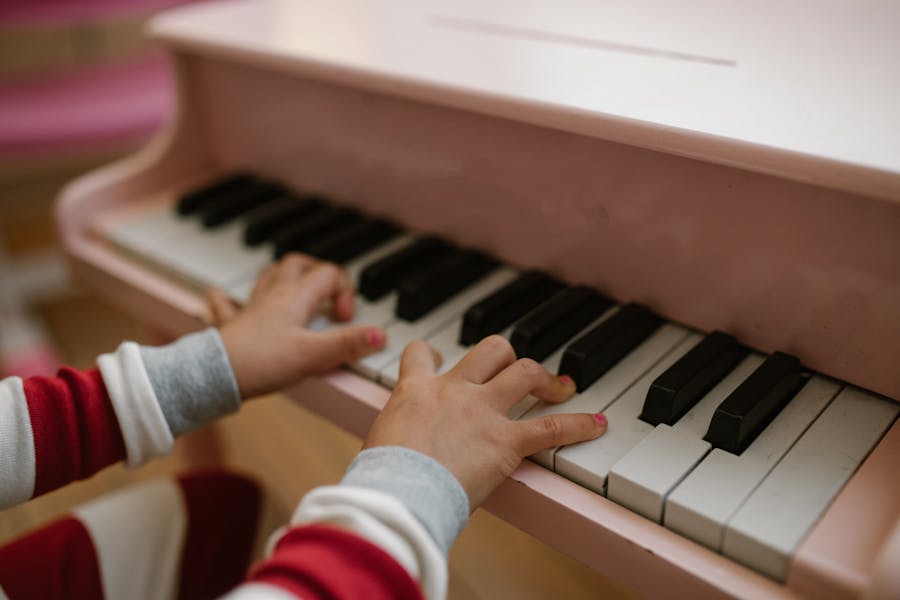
[294,263,354,323]
[451,335,516,383]
[487,358,576,410]
[330,288,355,322]
[307,325,387,370]
[398,340,439,380]
[206,288,239,325]
[250,264,279,300]
[276,253,319,283]
[513,412,607,457]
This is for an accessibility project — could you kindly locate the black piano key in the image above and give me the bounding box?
[358,237,453,301]
[272,207,360,258]
[304,218,401,264]
[510,287,613,363]
[704,352,810,455]
[242,195,325,246]
[558,303,663,392]
[200,181,284,228]
[176,173,256,215]
[395,250,498,322]
[640,331,749,426]
[459,272,565,346]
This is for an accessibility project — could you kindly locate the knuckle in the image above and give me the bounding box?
[317,262,341,278]
[515,358,544,378]
[538,416,564,446]
[482,334,514,357]
[406,339,429,355]
[282,253,305,268]
[393,378,420,399]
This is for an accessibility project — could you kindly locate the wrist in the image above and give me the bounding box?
[218,321,254,399]
[138,328,241,436]
[341,446,470,556]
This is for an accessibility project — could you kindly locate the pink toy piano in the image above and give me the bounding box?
[56,1,900,598]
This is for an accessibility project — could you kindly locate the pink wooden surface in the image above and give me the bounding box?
[790,420,900,599]
[0,53,173,157]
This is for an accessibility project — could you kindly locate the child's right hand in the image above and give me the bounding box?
[363,336,608,510]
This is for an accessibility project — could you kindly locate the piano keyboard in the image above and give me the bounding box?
[102,173,899,583]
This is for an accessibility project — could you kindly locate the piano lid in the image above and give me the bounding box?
[150,0,900,202]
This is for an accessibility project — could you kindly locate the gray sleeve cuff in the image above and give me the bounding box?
[340,446,470,556]
[139,328,241,437]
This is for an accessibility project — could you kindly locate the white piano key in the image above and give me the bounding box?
[664,374,841,551]
[606,353,764,522]
[549,328,694,493]
[523,324,692,473]
[379,316,467,388]
[228,276,257,305]
[108,209,204,276]
[109,207,198,248]
[354,268,519,380]
[722,387,898,581]
[111,206,273,291]
[174,222,272,289]
[378,308,525,389]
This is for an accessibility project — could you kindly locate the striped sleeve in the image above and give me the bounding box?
[233,447,470,600]
[0,470,261,600]
[0,328,241,510]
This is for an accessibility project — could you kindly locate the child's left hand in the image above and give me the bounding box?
[210,254,387,398]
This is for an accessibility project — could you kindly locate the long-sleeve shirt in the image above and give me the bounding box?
[0,329,469,600]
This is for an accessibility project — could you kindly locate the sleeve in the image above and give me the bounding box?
[0,328,240,510]
[233,446,470,600]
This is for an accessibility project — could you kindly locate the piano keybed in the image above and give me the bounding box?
[99,173,898,583]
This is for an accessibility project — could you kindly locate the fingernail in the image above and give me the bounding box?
[367,328,386,348]
[558,374,574,387]
[593,413,607,427]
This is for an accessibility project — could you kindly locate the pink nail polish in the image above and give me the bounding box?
[367,328,385,347]
[558,374,574,386]
[593,413,607,426]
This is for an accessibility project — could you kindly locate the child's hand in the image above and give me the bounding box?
[363,336,608,509]
[215,254,387,398]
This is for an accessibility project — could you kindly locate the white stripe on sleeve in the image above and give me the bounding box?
[287,485,447,600]
[97,341,173,465]
[75,478,188,600]
[223,582,300,600]
[0,376,36,509]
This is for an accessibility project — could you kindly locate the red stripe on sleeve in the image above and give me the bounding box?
[245,524,424,600]
[23,367,127,497]
[175,470,262,600]
[0,516,104,600]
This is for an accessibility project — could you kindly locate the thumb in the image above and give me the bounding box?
[306,325,387,370]
[514,412,607,457]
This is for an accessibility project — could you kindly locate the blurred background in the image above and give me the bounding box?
[0,0,183,379]
[0,2,631,598]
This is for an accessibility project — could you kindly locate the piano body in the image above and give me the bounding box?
[56,0,900,598]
